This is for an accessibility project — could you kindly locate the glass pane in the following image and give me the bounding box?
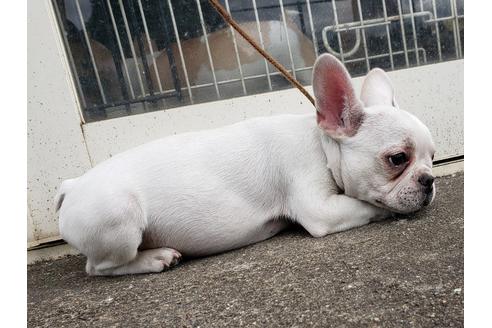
[53,0,464,123]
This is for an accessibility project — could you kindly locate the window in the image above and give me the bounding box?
[53,0,464,122]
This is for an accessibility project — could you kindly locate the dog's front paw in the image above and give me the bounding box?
[143,248,182,272]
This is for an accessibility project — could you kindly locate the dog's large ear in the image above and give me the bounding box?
[360,68,398,108]
[313,54,364,139]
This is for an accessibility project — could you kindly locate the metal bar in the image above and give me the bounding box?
[125,0,154,98]
[225,0,247,95]
[382,0,394,70]
[407,0,420,65]
[101,0,130,113]
[448,0,459,59]
[322,27,360,58]
[118,0,146,97]
[324,11,432,33]
[52,1,87,109]
[183,49,426,89]
[296,1,306,34]
[344,48,427,64]
[96,66,316,108]
[425,15,463,23]
[356,0,370,72]
[451,0,463,58]
[431,0,442,61]
[279,0,297,79]
[74,0,107,104]
[252,0,272,90]
[305,0,319,57]
[196,0,220,98]
[232,0,326,13]
[329,21,391,33]
[106,0,135,99]
[331,0,345,63]
[167,0,193,103]
[137,0,163,93]
[396,0,409,67]
[321,12,433,59]
[157,0,182,101]
[88,46,428,115]
[160,69,312,95]
[158,46,428,94]
[87,92,179,113]
[92,38,422,112]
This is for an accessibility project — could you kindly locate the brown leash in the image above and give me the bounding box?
[208,0,316,106]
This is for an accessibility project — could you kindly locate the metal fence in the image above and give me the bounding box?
[53,0,464,122]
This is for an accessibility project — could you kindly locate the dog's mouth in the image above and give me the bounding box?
[374,198,396,212]
[373,198,417,214]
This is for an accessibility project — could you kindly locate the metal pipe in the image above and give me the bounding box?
[396,0,409,67]
[106,0,135,99]
[431,0,442,61]
[137,0,163,93]
[382,0,394,70]
[331,0,345,63]
[196,0,220,98]
[167,0,193,103]
[448,0,459,59]
[356,0,370,72]
[88,66,316,113]
[156,0,182,101]
[252,0,272,90]
[451,0,462,58]
[118,0,146,97]
[425,15,463,23]
[279,0,297,79]
[160,66,317,95]
[407,0,420,65]
[101,0,131,113]
[125,0,154,99]
[225,0,247,95]
[343,47,427,64]
[74,0,107,103]
[305,0,319,57]
[323,11,432,33]
[321,11,433,59]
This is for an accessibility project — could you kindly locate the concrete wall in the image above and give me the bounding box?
[27,0,92,246]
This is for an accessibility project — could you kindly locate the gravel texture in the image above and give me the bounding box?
[28,173,463,327]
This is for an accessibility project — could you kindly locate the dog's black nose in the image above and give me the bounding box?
[418,173,435,188]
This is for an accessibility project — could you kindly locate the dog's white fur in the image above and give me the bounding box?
[56,54,436,276]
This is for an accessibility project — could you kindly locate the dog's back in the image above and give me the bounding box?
[57,114,325,272]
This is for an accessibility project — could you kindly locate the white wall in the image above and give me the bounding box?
[27,0,92,246]
[27,0,463,247]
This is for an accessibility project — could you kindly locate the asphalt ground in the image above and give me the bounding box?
[28,172,463,327]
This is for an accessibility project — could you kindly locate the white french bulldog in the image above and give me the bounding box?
[56,54,436,276]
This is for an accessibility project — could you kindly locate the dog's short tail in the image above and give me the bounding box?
[54,178,77,212]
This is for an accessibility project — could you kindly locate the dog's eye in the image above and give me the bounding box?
[389,152,408,166]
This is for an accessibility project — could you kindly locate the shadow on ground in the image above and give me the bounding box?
[28,173,463,327]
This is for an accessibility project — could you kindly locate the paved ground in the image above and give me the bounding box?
[28,173,463,328]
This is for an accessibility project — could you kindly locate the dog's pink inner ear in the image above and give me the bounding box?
[313,54,363,138]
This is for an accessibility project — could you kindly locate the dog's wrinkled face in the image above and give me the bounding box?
[341,107,436,213]
[313,54,436,214]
